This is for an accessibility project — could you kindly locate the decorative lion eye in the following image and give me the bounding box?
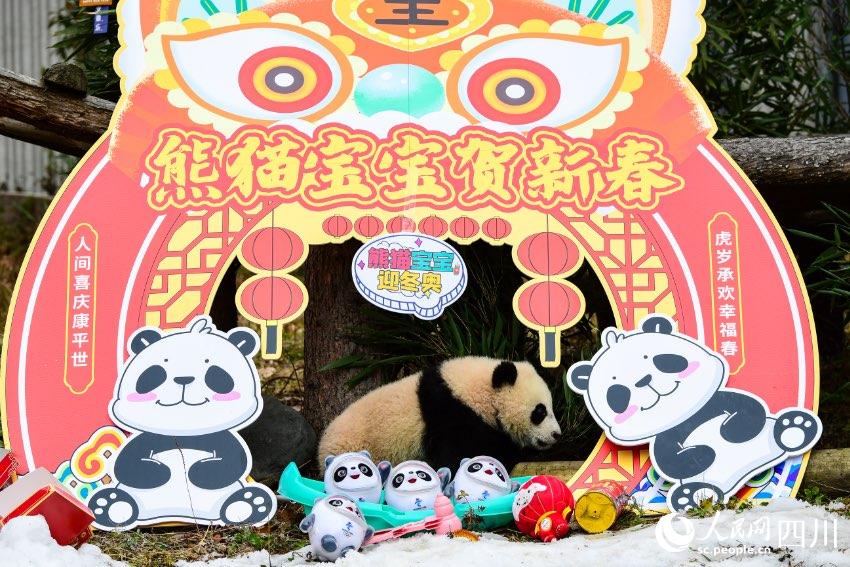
[447,34,628,129]
[162,24,353,122]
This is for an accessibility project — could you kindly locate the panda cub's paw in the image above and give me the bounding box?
[669,482,723,513]
[220,486,275,525]
[774,410,821,453]
[89,487,139,530]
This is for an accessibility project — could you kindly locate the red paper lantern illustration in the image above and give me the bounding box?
[355,216,384,238]
[483,218,511,240]
[513,475,575,542]
[419,216,448,237]
[239,275,306,358]
[322,215,353,238]
[387,215,416,233]
[515,280,585,365]
[450,216,479,240]
[516,232,581,277]
[241,227,304,272]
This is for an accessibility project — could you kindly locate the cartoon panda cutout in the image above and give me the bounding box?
[323,451,390,503]
[384,461,451,512]
[448,456,518,503]
[299,495,374,562]
[568,314,822,512]
[86,316,276,529]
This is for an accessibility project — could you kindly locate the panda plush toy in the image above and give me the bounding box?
[299,495,374,562]
[447,456,519,503]
[323,451,390,503]
[86,316,277,529]
[384,461,451,512]
[319,357,562,472]
[568,314,822,512]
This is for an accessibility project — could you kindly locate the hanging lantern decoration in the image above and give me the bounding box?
[355,216,384,238]
[513,229,585,367]
[419,215,448,237]
[237,217,308,359]
[483,218,511,241]
[515,232,581,278]
[450,216,479,240]
[514,280,585,366]
[387,215,416,233]
[238,275,307,358]
[323,215,353,239]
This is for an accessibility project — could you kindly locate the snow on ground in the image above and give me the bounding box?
[0,516,126,567]
[183,500,850,567]
[1,499,848,566]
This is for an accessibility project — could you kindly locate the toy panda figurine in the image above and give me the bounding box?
[447,456,518,503]
[319,357,562,472]
[86,316,276,529]
[299,495,374,562]
[568,314,823,512]
[323,451,390,503]
[384,461,451,512]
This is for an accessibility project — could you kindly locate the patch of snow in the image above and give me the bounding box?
[182,499,850,567]
[0,516,126,567]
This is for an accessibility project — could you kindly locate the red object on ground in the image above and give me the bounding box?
[0,468,94,547]
[512,475,575,542]
[0,449,18,490]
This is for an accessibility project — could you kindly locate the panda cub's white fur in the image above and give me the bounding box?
[318,357,561,472]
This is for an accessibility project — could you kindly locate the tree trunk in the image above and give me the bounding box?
[301,242,382,436]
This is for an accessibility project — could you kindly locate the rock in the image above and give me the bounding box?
[241,395,316,485]
[42,63,87,96]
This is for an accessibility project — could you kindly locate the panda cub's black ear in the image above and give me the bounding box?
[129,329,162,355]
[227,329,258,356]
[492,361,518,389]
[641,316,674,335]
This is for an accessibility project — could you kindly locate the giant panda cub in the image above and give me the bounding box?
[319,357,562,472]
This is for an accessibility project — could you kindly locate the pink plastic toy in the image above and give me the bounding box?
[365,495,476,545]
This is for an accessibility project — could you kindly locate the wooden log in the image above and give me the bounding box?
[512,448,850,498]
[0,67,113,156]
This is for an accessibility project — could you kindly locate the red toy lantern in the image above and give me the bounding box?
[512,475,575,542]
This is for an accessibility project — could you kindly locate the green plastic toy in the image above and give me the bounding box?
[278,462,529,531]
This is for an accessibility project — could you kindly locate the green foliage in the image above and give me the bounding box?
[802,486,830,507]
[691,0,850,136]
[50,2,120,101]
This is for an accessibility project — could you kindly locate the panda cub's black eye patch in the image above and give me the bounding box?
[136,365,167,394]
[334,467,347,482]
[468,462,483,473]
[392,474,404,488]
[205,365,235,394]
[531,403,547,425]
[358,464,373,476]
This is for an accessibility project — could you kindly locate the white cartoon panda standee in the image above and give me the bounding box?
[384,461,451,512]
[323,451,391,503]
[568,314,823,513]
[86,316,277,530]
[299,495,374,561]
[447,456,518,503]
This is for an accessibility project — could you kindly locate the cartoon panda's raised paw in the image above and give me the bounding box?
[220,486,275,525]
[88,487,139,530]
[774,410,820,452]
[669,482,723,512]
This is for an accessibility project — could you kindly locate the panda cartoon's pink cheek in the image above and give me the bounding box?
[614,405,638,424]
[126,392,157,402]
[212,391,241,402]
[678,361,700,379]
